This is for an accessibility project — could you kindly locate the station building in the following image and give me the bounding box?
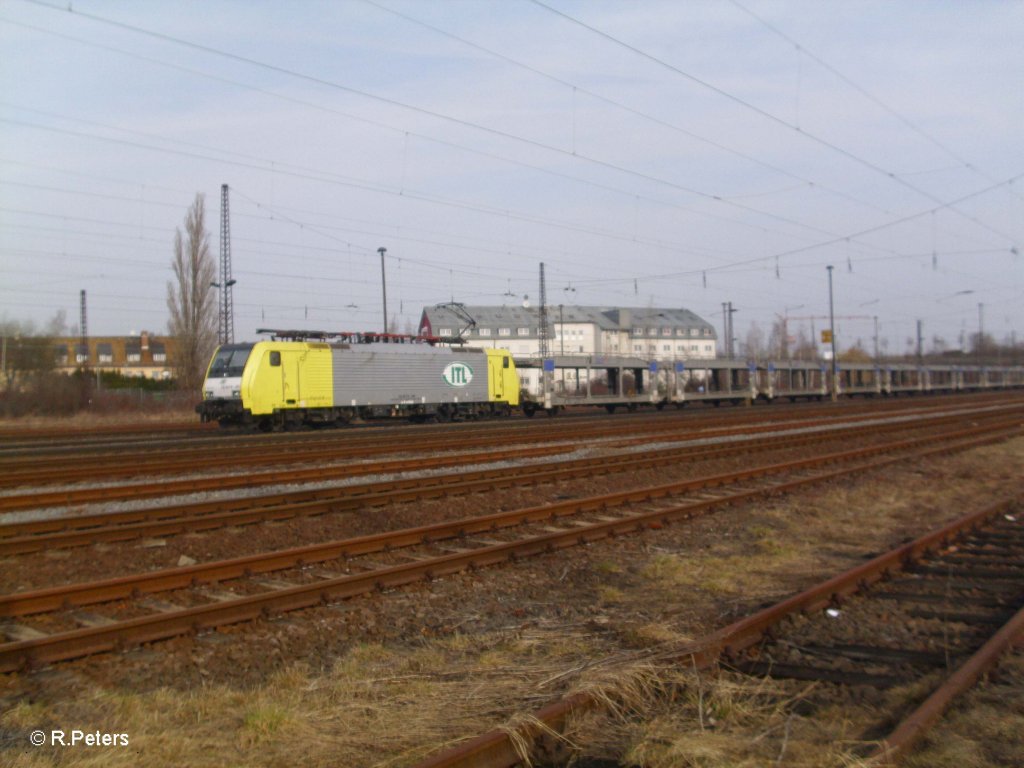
[418,305,717,361]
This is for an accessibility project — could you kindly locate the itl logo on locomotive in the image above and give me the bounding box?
[442,362,473,387]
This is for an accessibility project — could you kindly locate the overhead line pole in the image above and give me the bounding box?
[827,265,837,401]
[379,247,388,334]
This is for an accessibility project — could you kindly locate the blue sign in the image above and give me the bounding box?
[543,359,555,372]
[648,362,659,373]
[674,361,685,373]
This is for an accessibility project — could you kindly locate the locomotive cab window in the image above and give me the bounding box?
[269,351,281,367]
[209,344,254,377]
[503,356,510,368]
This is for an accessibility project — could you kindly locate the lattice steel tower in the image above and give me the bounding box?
[538,262,550,359]
[217,184,236,345]
[79,289,88,369]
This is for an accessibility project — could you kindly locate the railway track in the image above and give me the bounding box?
[0,415,1018,673]
[3,393,1020,491]
[1,400,1019,514]
[412,493,1024,768]
[1,406,1019,554]
[0,393,998,449]
[727,516,1024,764]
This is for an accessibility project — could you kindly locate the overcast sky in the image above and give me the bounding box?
[2,0,1022,356]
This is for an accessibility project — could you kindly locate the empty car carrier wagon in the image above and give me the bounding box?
[197,330,520,429]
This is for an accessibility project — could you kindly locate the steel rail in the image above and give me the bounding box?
[0,410,999,554]
[0,442,576,512]
[0,423,1017,673]
[0,392,998,447]
[3,401,1019,514]
[410,492,1023,768]
[863,605,1024,765]
[0,412,702,484]
[0,403,796,474]
[0,428,844,551]
[4,395,1017,487]
[1,419,1017,616]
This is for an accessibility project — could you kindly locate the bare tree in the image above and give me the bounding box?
[167,194,217,394]
[739,320,766,361]
[768,316,787,359]
[1,316,62,417]
[790,327,817,361]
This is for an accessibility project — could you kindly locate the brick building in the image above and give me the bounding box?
[53,332,177,379]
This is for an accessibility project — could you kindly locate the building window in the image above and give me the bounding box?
[154,353,167,362]
[438,328,453,336]
[691,328,700,337]
[647,327,657,335]
[663,344,671,352]
[498,328,511,337]
[704,344,712,352]
[703,328,712,337]
[632,327,644,336]
[662,327,672,336]
[478,328,491,337]
[127,352,141,363]
[633,343,642,353]
[517,327,530,336]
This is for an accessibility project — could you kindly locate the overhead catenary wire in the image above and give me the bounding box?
[728,0,995,186]
[6,5,1016,279]
[5,4,967,256]
[528,0,1019,246]
[3,1,1020,344]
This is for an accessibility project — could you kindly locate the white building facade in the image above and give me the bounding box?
[419,305,717,361]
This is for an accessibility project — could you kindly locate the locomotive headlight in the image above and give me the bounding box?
[232,389,241,398]
[204,390,213,399]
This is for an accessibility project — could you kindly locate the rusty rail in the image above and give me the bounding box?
[411,490,1023,768]
[2,397,1016,500]
[864,604,1024,765]
[3,401,1019,517]
[0,421,1017,673]
[1,409,1003,553]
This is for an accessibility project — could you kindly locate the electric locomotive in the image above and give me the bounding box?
[197,330,519,429]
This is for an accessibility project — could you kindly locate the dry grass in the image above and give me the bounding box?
[1,629,612,768]
[569,665,876,768]
[0,409,196,431]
